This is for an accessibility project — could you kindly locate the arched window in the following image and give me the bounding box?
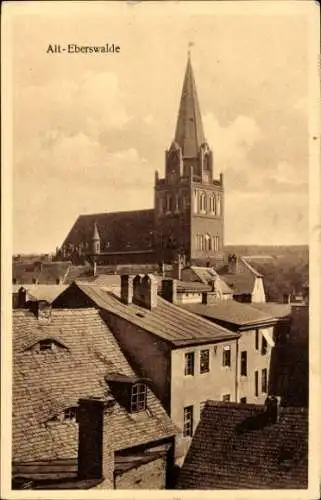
[199,192,206,213]
[217,195,221,216]
[209,194,216,215]
[204,233,212,251]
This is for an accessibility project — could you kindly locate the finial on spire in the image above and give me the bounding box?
[188,41,194,59]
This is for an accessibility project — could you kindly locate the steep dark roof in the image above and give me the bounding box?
[174,56,206,157]
[61,209,155,251]
[187,267,234,295]
[54,283,239,347]
[13,308,177,464]
[181,300,276,329]
[177,401,308,489]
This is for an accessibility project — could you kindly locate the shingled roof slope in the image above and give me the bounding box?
[53,283,239,347]
[61,209,155,252]
[13,261,71,285]
[181,300,276,328]
[177,401,308,489]
[13,308,177,464]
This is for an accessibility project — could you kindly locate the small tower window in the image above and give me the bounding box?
[217,195,221,216]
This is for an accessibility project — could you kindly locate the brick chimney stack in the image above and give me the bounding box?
[264,396,281,425]
[77,397,114,486]
[133,274,158,310]
[162,279,177,304]
[120,275,133,304]
[228,254,238,274]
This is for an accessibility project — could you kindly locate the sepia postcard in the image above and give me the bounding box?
[1,1,320,499]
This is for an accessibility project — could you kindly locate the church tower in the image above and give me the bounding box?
[154,53,224,265]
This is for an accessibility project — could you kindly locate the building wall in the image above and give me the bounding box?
[101,311,172,412]
[115,457,166,489]
[251,277,266,303]
[176,292,203,304]
[237,327,273,404]
[171,340,237,461]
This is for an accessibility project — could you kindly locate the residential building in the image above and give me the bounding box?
[217,255,266,303]
[179,299,277,404]
[53,277,240,463]
[177,399,308,489]
[12,306,177,489]
[56,54,224,267]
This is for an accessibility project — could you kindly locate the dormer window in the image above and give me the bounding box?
[106,374,150,414]
[48,406,78,423]
[130,383,147,413]
[63,406,78,422]
[39,340,56,352]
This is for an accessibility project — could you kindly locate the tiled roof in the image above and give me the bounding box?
[219,273,256,296]
[61,209,155,252]
[13,262,71,285]
[13,308,177,464]
[54,283,239,347]
[181,300,276,328]
[184,267,233,295]
[13,284,68,304]
[250,302,292,319]
[177,401,308,489]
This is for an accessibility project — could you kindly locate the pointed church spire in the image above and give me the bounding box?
[91,222,100,255]
[174,52,206,158]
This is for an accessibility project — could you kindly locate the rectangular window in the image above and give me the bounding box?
[255,329,259,350]
[222,394,230,402]
[131,383,147,413]
[240,351,247,376]
[261,335,268,355]
[255,370,259,397]
[261,368,268,393]
[185,352,195,376]
[222,346,231,367]
[200,349,210,374]
[240,397,247,404]
[183,406,194,437]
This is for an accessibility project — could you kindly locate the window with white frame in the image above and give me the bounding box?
[185,352,195,376]
[183,405,194,437]
[131,383,147,412]
[200,349,210,374]
[222,346,231,367]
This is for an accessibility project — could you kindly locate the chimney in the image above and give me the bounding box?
[228,254,238,274]
[37,301,52,324]
[162,278,177,304]
[172,255,183,281]
[133,274,158,309]
[17,287,27,308]
[121,275,133,304]
[264,395,281,424]
[77,397,114,484]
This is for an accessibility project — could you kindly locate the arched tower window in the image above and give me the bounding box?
[166,194,171,212]
[209,194,216,215]
[217,195,221,216]
[199,192,206,213]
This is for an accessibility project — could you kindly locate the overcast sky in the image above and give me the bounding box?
[6,1,314,254]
